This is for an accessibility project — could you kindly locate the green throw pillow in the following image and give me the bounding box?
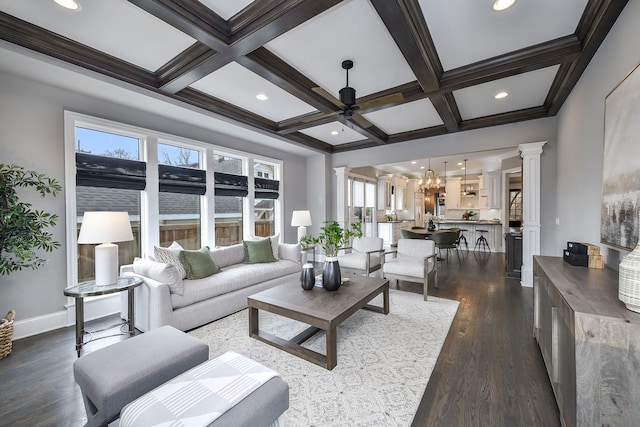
[179,247,221,279]
[243,238,277,264]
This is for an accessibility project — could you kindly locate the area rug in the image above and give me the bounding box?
[189,290,459,426]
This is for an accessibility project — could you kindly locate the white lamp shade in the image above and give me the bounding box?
[78,211,134,244]
[291,210,312,227]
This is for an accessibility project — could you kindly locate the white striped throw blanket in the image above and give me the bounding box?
[120,351,279,427]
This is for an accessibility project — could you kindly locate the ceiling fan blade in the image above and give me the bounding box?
[351,113,375,129]
[355,93,404,110]
[311,87,344,107]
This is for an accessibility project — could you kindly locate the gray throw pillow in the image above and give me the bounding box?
[154,242,187,279]
[179,247,221,280]
[243,238,277,264]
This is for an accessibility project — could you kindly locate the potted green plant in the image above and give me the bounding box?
[301,221,362,291]
[462,210,477,221]
[0,164,61,275]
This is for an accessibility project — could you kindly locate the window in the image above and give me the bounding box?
[74,127,142,281]
[158,143,202,249]
[348,177,376,237]
[254,161,279,238]
[214,154,246,246]
[66,113,284,282]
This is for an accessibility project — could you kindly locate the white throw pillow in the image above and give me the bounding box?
[133,258,184,295]
[153,241,187,279]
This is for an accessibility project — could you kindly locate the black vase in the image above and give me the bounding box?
[322,257,341,291]
[300,263,315,290]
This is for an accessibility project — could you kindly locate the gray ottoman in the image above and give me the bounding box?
[73,326,209,427]
[119,351,289,427]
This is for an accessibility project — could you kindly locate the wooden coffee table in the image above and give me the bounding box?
[248,275,389,370]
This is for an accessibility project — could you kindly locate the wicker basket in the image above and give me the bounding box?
[0,310,16,360]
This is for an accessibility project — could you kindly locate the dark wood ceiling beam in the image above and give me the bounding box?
[155,42,216,86]
[546,0,629,115]
[141,0,342,93]
[127,0,229,49]
[283,132,336,153]
[336,115,387,145]
[277,114,338,135]
[440,35,583,92]
[385,125,448,145]
[0,11,157,88]
[237,47,339,113]
[459,107,548,132]
[371,0,460,132]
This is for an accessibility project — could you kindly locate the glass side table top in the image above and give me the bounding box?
[64,277,142,298]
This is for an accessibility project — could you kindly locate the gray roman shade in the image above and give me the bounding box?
[159,164,206,195]
[76,152,146,190]
[214,172,248,197]
[255,177,279,199]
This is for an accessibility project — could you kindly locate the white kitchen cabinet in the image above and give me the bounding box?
[487,171,502,209]
[394,186,405,210]
[377,177,392,210]
[445,178,461,209]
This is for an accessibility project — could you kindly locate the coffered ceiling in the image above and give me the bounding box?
[0,0,628,154]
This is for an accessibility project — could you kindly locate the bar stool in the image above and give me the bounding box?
[474,229,491,252]
[457,229,469,250]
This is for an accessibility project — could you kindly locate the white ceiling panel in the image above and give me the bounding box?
[0,0,195,71]
[454,65,560,120]
[190,62,317,122]
[300,122,366,145]
[421,0,588,70]
[266,0,416,98]
[363,99,443,134]
[197,0,255,20]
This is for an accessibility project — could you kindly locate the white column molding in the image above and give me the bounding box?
[518,141,546,287]
[334,167,350,229]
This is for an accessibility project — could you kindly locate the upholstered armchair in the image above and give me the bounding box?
[383,239,438,300]
[338,236,385,277]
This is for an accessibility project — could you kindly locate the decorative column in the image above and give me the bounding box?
[333,167,351,231]
[518,141,546,287]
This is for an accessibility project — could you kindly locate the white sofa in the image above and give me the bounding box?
[120,240,302,332]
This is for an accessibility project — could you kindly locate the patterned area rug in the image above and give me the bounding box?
[189,289,459,426]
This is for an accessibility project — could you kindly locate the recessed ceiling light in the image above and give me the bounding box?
[457,162,463,166]
[411,161,416,164]
[330,130,339,136]
[54,0,80,10]
[420,166,425,169]
[495,91,509,99]
[256,93,268,101]
[492,0,515,11]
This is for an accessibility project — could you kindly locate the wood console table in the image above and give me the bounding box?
[533,256,640,427]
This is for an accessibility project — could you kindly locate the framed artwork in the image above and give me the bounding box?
[601,62,640,250]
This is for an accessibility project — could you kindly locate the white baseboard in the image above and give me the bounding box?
[13,294,121,340]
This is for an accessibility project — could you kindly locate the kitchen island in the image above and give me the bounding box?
[438,221,503,252]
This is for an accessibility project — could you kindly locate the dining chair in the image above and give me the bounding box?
[430,230,461,266]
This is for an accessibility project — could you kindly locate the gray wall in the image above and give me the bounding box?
[0,71,308,321]
[555,0,640,266]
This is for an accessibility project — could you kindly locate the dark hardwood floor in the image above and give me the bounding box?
[0,250,560,426]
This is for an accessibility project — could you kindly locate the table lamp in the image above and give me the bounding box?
[291,210,312,242]
[78,211,133,285]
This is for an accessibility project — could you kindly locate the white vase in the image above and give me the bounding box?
[619,215,640,313]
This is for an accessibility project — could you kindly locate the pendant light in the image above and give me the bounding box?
[463,159,468,196]
[442,161,447,196]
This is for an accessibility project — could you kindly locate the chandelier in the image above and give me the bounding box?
[416,158,444,200]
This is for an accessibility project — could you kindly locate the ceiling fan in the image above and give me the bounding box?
[309,60,404,127]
